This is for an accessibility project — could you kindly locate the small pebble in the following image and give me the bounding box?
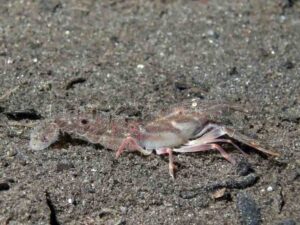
[212,188,231,201]
[212,188,226,199]
[120,206,127,214]
[7,58,13,64]
[68,198,74,204]
[137,64,144,69]
[192,102,198,107]
[7,148,18,157]
[267,186,273,192]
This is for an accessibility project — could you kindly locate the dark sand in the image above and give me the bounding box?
[0,1,299,224]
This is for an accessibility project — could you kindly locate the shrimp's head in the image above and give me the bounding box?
[128,121,143,140]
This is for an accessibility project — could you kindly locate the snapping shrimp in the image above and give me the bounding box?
[29,99,280,178]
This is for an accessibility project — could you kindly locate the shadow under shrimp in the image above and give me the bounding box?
[50,132,106,151]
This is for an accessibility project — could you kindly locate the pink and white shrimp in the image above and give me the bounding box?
[29,100,280,178]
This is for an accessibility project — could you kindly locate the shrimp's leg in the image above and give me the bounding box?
[221,126,280,156]
[189,125,248,156]
[155,148,175,179]
[191,123,280,157]
[174,143,236,164]
[115,136,152,158]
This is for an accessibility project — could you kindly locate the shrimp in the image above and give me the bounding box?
[29,99,280,178]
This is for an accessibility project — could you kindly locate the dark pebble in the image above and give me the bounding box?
[235,158,254,176]
[187,87,207,98]
[282,60,294,70]
[179,188,202,199]
[279,0,297,9]
[209,173,259,190]
[276,219,297,225]
[110,36,120,43]
[0,182,10,191]
[174,81,189,91]
[56,162,75,172]
[4,109,42,120]
[65,77,87,90]
[39,0,62,13]
[236,192,261,225]
[179,174,259,200]
[18,157,28,166]
[99,209,114,218]
[229,66,239,76]
[115,106,141,117]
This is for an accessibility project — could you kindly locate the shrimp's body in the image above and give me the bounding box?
[30,100,280,178]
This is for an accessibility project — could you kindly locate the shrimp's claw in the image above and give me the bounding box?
[115,136,152,158]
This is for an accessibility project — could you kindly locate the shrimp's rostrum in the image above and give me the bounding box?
[29,100,280,179]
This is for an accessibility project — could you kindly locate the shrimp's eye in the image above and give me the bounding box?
[129,124,135,131]
[129,123,138,133]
